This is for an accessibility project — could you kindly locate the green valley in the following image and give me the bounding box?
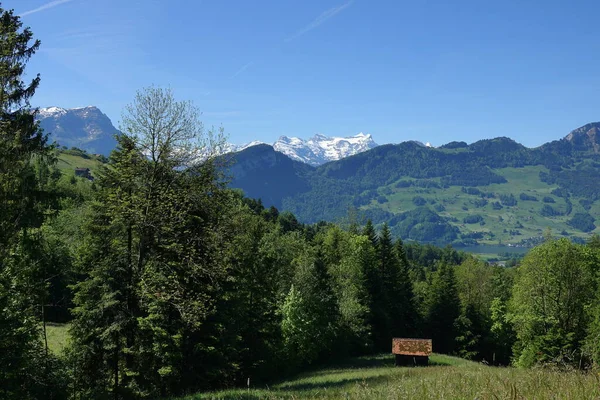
[229,125,600,248]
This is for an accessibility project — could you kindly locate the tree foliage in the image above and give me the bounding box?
[0,7,67,399]
[510,239,596,367]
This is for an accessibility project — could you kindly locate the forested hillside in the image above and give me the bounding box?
[229,127,600,246]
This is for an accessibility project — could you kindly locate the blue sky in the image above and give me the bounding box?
[13,0,600,147]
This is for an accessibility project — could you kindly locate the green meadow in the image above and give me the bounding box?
[173,354,600,400]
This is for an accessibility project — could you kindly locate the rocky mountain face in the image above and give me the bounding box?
[37,106,119,155]
[564,122,600,153]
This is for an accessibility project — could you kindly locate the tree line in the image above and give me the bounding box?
[4,6,600,399]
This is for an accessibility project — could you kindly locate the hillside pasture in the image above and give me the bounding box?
[174,354,600,400]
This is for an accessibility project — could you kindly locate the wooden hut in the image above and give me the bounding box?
[392,338,432,366]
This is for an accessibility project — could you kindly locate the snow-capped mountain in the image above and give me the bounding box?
[37,105,380,163]
[224,140,266,153]
[271,133,378,166]
[37,106,119,155]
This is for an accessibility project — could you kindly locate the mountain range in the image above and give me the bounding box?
[227,122,600,248]
[226,132,378,166]
[37,106,380,165]
[40,105,600,248]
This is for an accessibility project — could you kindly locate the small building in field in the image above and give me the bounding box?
[392,338,432,366]
[75,167,93,181]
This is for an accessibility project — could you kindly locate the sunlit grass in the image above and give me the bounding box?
[44,322,69,356]
[56,151,104,176]
[173,353,600,399]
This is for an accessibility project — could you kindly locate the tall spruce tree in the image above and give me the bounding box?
[425,263,460,354]
[219,208,283,384]
[360,220,387,351]
[393,238,417,337]
[362,219,379,249]
[322,227,372,355]
[0,7,67,399]
[374,223,395,350]
[281,248,339,368]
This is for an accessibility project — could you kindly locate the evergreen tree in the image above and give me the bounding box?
[393,238,417,337]
[373,223,394,350]
[0,7,66,399]
[69,88,229,398]
[425,263,461,354]
[219,208,283,384]
[454,303,485,360]
[322,227,372,355]
[360,220,386,351]
[362,219,379,249]
[281,249,339,368]
[453,257,495,360]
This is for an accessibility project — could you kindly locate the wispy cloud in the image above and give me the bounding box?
[231,62,254,79]
[20,0,77,17]
[286,1,353,42]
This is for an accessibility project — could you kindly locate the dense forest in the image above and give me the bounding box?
[5,6,600,400]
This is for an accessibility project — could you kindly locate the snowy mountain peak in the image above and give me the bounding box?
[272,132,378,166]
[38,106,67,118]
[224,140,267,153]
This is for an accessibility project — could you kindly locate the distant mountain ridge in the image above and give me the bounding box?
[38,105,381,164]
[227,122,600,246]
[37,106,119,156]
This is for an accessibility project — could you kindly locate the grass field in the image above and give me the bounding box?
[45,322,69,355]
[55,150,105,177]
[44,324,600,399]
[173,354,600,399]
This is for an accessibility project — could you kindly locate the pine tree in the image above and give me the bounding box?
[393,238,417,337]
[362,219,379,249]
[359,220,386,351]
[219,208,283,384]
[373,223,394,350]
[69,88,229,398]
[281,249,339,368]
[425,263,461,354]
[0,7,66,399]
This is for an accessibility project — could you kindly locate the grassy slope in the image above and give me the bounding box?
[364,165,595,246]
[174,354,600,400]
[55,150,105,178]
[45,323,69,356]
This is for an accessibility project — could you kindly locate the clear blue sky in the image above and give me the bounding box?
[13,0,600,147]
